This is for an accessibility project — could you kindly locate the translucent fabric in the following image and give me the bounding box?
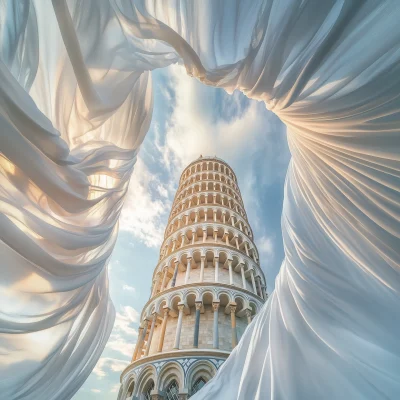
[1,1,400,399]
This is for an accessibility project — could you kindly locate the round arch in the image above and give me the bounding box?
[135,365,156,399]
[186,360,217,396]
[125,379,135,399]
[157,361,184,391]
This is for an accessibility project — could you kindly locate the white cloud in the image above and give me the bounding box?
[105,305,139,358]
[91,389,101,393]
[122,284,136,292]
[258,235,274,257]
[113,306,139,338]
[120,157,170,247]
[158,65,272,174]
[156,183,169,198]
[108,259,119,271]
[106,335,136,358]
[93,357,128,379]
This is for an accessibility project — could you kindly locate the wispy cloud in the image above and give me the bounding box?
[258,235,275,258]
[106,336,136,358]
[115,306,139,332]
[120,158,170,247]
[91,389,101,393]
[93,358,128,379]
[122,284,136,292]
[157,65,270,176]
[105,306,139,358]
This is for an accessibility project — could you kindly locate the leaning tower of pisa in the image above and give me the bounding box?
[118,156,267,400]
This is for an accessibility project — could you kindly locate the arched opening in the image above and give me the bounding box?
[191,377,207,396]
[165,379,179,400]
[142,379,154,400]
[126,380,135,399]
[187,360,216,397]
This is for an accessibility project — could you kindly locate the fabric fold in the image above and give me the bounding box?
[1,1,400,399]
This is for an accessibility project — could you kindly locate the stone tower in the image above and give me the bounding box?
[118,156,267,400]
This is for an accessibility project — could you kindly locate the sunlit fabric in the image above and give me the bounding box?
[1,1,400,399]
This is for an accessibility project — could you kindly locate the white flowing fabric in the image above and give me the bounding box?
[1,1,400,399]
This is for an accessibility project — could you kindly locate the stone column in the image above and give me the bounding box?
[178,389,189,400]
[150,279,158,297]
[185,257,192,284]
[145,313,157,356]
[157,308,170,352]
[256,276,263,298]
[235,236,239,249]
[171,261,179,287]
[131,326,143,361]
[253,250,258,263]
[200,256,205,282]
[225,232,229,245]
[193,302,202,348]
[230,304,238,348]
[173,304,185,349]
[184,258,191,284]
[222,212,226,223]
[250,269,257,294]
[213,229,218,243]
[228,260,233,285]
[240,264,246,289]
[244,242,250,256]
[160,268,168,291]
[171,239,176,252]
[214,257,219,283]
[212,302,220,349]
[245,309,252,325]
[136,320,148,360]
[262,285,267,300]
[202,229,207,242]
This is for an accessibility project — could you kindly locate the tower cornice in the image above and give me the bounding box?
[179,156,239,185]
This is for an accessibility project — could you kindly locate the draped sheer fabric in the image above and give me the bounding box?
[1,1,400,399]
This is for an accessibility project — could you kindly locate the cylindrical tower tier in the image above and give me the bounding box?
[118,156,267,400]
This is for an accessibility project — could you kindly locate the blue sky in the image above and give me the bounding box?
[73,65,290,399]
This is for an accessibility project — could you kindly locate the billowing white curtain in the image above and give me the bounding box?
[1,1,400,399]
